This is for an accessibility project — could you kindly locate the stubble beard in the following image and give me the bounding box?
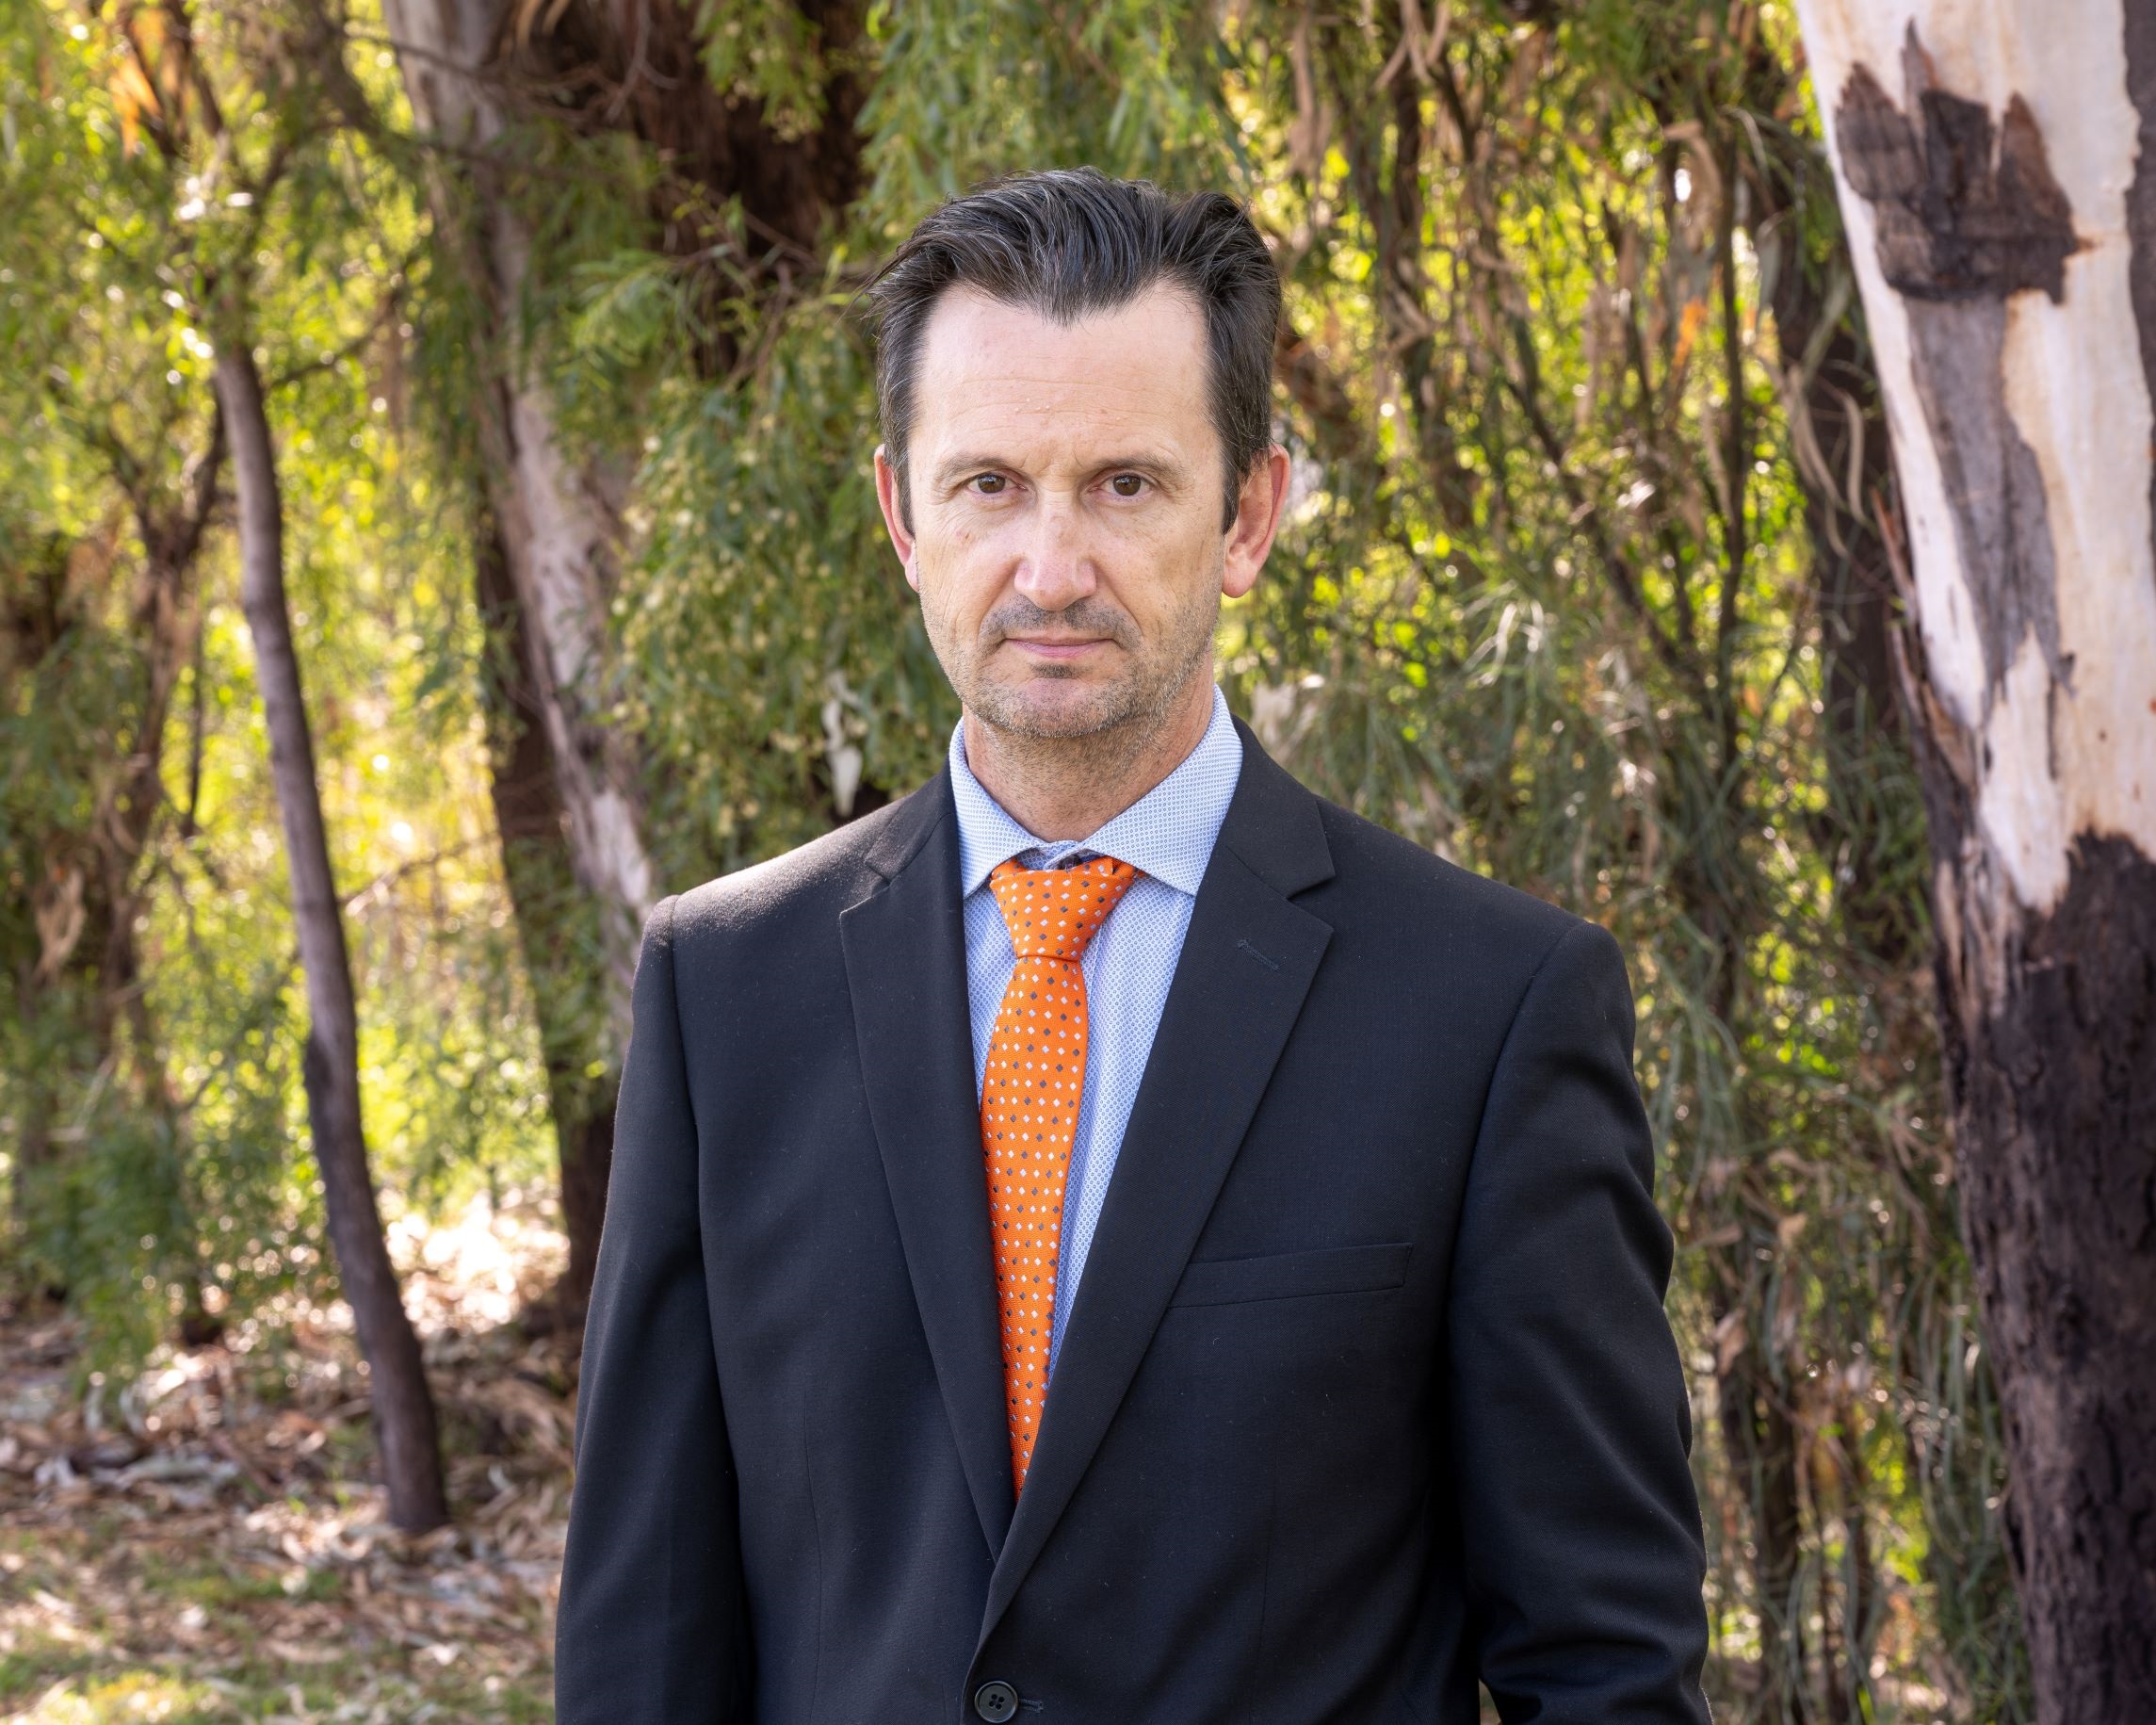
[930,578,1223,799]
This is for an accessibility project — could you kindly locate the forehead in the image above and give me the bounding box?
[909,283,1216,462]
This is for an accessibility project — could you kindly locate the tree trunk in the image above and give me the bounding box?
[1792,8,2156,1719]
[215,345,447,1533]
[473,515,612,1315]
[373,0,863,1304]
[379,0,657,1057]
[5,537,87,1251]
[373,0,660,1320]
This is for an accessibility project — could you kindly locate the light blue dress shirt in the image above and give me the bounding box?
[949,684,1243,1375]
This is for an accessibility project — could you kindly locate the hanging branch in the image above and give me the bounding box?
[1713,133,1750,781]
[1500,315,1713,707]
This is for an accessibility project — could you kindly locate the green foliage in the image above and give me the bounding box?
[517,0,2022,1713]
[3,0,2030,1715]
[2,0,549,1363]
[621,304,950,867]
[855,0,1238,229]
[698,0,833,141]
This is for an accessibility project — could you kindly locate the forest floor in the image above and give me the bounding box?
[0,1196,1965,1724]
[0,1196,573,1722]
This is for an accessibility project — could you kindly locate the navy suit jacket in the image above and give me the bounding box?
[555,720,1710,1723]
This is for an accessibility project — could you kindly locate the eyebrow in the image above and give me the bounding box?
[928,451,1193,491]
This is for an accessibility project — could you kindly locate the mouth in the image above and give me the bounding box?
[1001,635,1113,662]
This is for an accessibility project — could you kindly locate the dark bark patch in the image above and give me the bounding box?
[1831,29,2073,706]
[1835,30,2082,303]
[1953,833,2156,1717]
[1903,300,2065,699]
[300,1028,336,1154]
[475,516,617,1318]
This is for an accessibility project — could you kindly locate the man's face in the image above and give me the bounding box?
[875,284,1284,742]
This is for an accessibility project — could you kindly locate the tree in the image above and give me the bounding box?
[466,514,620,1312]
[361,0,867,1310]
[364,0,656,1313]
[3,417,222,1283]
[59,0,454,1533]
[1791,6,2156,1718]
[217,339,447,1532]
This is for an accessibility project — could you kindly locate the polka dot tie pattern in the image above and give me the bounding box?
[981,853,1141,1494]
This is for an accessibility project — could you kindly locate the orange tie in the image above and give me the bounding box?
[981,854,1140,1493]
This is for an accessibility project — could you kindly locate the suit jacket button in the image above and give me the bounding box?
[973,1680,1021,1722]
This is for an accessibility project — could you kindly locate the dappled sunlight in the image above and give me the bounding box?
[388,1190,568,1338]
[0,1198,572,1719]
[6,1672,215,1724]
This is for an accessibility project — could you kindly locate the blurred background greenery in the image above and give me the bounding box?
[1,0,2026,1717]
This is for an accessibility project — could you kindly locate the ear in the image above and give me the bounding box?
[1221,444,1291,601]
[873,445,920,592]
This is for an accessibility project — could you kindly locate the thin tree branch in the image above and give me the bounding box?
[1714,133,1749,778]
[338,838,493,912]
[263,273,413,394]
[1501,316,1712,706]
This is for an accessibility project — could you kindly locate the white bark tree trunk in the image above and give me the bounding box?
[381,0,656,1048]
[1792,5,2156,1717]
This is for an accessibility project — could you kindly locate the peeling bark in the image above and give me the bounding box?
[1793,8,2156,1718]
[378,0,864,1308]
[1836,61,2079,304]
[216,347,446,1534]
[381,0,657,1050]
[1837,57,2072,697]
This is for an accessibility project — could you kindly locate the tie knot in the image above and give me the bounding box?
[989,854,1140,961]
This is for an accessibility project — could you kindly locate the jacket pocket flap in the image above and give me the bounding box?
[1169,1242,1414,1308]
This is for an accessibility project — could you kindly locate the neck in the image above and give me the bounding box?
[964,678,1215,842]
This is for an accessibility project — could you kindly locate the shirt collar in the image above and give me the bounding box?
[948,684,1242,899]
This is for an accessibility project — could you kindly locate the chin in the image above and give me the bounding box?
[973,675,1141,740]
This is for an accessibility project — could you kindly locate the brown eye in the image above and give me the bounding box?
[972,474,1007,495]
[1110,473,1143,497]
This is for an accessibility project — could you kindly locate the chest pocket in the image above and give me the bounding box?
[1168,1241,1412,1308]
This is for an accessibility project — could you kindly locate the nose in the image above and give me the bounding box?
[1011,496,1096,615]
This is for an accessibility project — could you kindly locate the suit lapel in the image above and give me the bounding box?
[979,724,1337,1636]
[840,773,1016,1558]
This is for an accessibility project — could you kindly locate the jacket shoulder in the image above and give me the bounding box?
[665,785,932,944]
[1309,793,1592,967]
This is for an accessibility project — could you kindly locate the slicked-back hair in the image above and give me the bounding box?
[864,168,1281,531]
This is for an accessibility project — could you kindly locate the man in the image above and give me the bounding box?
[557,169,1710,1724]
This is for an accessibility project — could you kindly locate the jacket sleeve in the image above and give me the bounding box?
[556,896,751,1722]
[1447,918,1710,1722]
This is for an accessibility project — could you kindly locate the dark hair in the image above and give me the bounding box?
[865,168,1281,530]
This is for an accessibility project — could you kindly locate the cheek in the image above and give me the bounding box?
[914,517,1005,627]
[1103,511,1224,615]
[1126,489,1224,560]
